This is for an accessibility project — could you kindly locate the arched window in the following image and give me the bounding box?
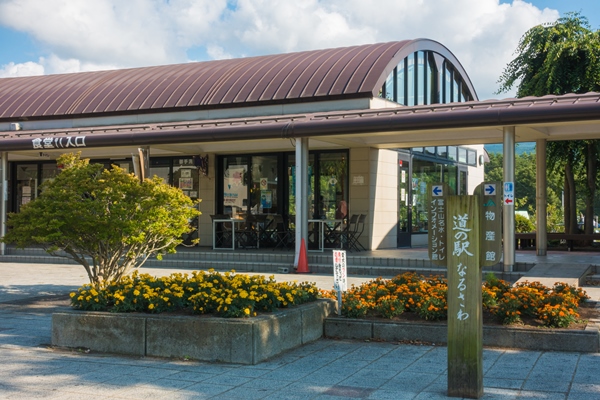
[380,51,474,106]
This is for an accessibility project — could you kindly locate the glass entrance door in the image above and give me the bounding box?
[14,164,38,213]
[397,157,411,247]
[458,167,468,195]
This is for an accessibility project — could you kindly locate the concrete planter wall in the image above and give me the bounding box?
[52,299,335,365]
[324,318,599,353]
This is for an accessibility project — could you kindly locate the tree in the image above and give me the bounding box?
[2,153,201,288]
[497,12,600,235]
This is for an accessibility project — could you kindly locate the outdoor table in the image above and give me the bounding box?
[308,219,344,251]
[212,218,247,250]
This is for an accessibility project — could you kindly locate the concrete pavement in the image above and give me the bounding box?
[1,258,600,399]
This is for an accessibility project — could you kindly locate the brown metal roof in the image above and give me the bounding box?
[0,39,474,122]
[3,92,600,151]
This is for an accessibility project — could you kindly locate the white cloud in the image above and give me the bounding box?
[0,0,561,99]
[0,61,44,78]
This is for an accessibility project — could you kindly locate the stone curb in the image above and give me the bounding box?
[52,299,336,364]
[324,317,599,353]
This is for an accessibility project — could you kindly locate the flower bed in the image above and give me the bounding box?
[57,269,332,364]
[320,272,590,328]
[321,272,598,353]
[70,269,319,317]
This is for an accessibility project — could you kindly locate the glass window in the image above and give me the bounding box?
[250,155,279,214]
[413,147,423,153]
[222,156,249,217]
[411,159,443,233]
[425,146,435,156]
[467,150,477,166]
[15,164,38,212]
[462,86,471,102]
[448,146,457,161]
[41,163,60,185]
[287,151,347,221]
[149,158,171,184]
[407,54,415,106]
[397,60,405,105]
[173,158,200,200]
[417,51,425,105]
[453,78,459,103]
[445,64,452,103]
[427,52,436,104]
[318,152,348,220]
[384,69,395,102]
[446,164,457,193]
[436,146,448,158]
[458,148,467,163]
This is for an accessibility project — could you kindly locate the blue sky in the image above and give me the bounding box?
[0,1,598,100]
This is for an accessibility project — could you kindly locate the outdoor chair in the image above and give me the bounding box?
[210,214,233,248]
[273,214,294,250]
[338,214,359,250]
[237,214,259,249]
[347,213,367,252]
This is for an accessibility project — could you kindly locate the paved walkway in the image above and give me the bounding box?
[1,255,600,399]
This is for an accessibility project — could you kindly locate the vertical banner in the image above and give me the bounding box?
[427,182,451,266]
[474,182,503,267]
[447,195,483,399]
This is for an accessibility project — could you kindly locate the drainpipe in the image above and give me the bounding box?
[536,139,547,256]
[503,127,515,272]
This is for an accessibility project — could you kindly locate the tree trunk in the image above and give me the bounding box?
[584,142,598,245]
[564,161,578,235]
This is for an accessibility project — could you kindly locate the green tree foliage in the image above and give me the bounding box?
[497,12,600,235]
[485,151,564,231]
[2,153,201,288]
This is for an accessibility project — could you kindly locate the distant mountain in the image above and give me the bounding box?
[485,142,535,155]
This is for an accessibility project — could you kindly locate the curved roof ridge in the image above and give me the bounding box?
[0,39,476,122]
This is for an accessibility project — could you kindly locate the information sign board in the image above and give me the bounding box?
[503,181,514,206]
[474,182,503,267]
[332,250,347,292]
[427,182,453,266]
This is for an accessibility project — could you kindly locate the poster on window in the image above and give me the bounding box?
[261,190,272,209]
[179,177,193,190]
[224,166,247,208]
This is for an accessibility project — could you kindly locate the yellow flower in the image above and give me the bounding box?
[69,292,76,298]
[148,304,155,310]
[133,290,140,296]
[244,308,250,315]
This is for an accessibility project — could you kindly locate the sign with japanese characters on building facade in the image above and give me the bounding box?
[474,181,503,267]
[427,183,453,266]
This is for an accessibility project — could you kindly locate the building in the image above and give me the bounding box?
[0,39,486,252]
[1,39,600,269]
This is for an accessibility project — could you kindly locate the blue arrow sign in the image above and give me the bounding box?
[432,186,443,196]
[485,184,495,195]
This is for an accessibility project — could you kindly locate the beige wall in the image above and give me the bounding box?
[197,153,217,248]
[349,147,399,250]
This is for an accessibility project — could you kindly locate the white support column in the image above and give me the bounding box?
[536,139,547,256]
[294,138,309,267]
[0,152,6,256]
[503,127,515,272]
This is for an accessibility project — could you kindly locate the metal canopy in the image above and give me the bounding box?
[3,92,600,160]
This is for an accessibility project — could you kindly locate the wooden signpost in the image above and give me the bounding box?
[446,195,483,398]
[427,182,503,399]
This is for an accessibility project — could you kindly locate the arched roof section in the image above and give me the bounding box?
[0,39,476,122]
